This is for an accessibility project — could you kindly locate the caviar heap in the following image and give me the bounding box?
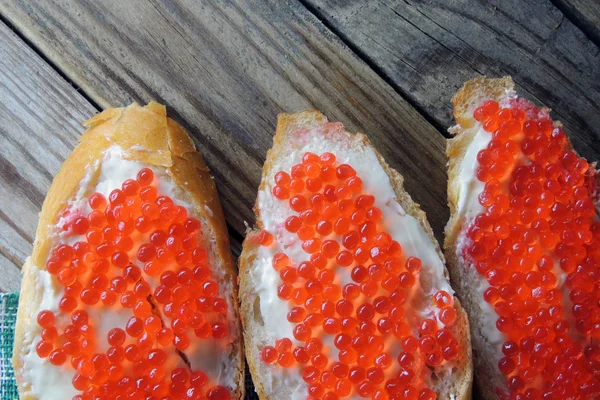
[466,100,600,398]
[258,152,459,400]
[37,168,231,400]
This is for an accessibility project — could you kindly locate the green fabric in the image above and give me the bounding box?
[0,293,18,400]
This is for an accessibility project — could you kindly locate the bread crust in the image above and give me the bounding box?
[12,102,244,400]
[444,77,515,400]
[240,111,473,399]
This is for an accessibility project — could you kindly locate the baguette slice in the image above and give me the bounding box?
[13,103,244,400]
[240,111,473,400]
[445,77,600,399]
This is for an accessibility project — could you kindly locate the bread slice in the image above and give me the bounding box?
[240,111,472,399]
[444,76,600,398]
[12,103,244,399]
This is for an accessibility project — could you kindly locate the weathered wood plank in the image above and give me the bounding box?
[0,254,24,293]
[0,0,450,243]
[553,0,600,45]
[304,0,600,161]
[0,21,97,292]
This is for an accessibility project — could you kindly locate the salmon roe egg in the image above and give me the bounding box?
[261,346,278,364]
[136,168,154,186]
[37,310,55,328]
[256,230,274,246]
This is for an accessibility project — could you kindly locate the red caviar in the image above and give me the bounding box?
[259,152,459,399]
[38,167,232,398]
[466,99,600,398]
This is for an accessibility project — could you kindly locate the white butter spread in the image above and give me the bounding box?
[21,268,79,399]
[456,125,491,222]
[251,124,454,398]
[19,146,237,399]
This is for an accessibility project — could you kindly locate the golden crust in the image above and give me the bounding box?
[12,103,244,400]
[444,77,516,399]
[239,111,473,400]
[450,76,514,131]
[13,258,37,400]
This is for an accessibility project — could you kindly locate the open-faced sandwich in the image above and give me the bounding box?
[446,77,600,399]
[13,103,244,400]
[240,111,473,400]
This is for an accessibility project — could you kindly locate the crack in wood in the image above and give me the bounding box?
[0,243,23,269]
[0,208,34,245]
[552,0,600,47]
[0,13,102,112]
[297,0,451,137]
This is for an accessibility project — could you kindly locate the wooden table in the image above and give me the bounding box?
[1,0,599,398]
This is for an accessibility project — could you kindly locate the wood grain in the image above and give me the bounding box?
[304,0,600,162]
[0,21,97,292]
[0,0,450,244]
[553,0,600,45]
